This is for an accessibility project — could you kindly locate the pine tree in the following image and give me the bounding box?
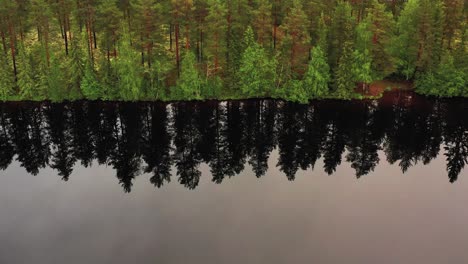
[316,13,328,53]
[329,1,355,70]
[31,0,53,66]
[280,0,311,75]
[330,1,356,97]
[96,0,122,62]
[395,0,445,79]
[0,0,19,80]
[442,0,464,50]
[252,0,272,48]
[132,0,165,68]
[366,0,396,78]
[205,0,228,76]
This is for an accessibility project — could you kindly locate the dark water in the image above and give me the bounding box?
[0,91,467,263]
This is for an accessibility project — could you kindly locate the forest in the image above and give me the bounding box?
[0,0,466,102]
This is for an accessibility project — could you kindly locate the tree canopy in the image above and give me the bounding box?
[0,0,465,102]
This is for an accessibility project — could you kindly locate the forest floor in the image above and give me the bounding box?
[356,80,414,97]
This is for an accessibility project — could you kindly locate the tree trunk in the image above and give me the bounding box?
[0,30,7,55]
[185,25,190,49]
[93,27,97,49]
[64,17,69,55]
[45,28,50,67]
[7,22,17,80]
[175,23,180,76]
[169,23,173,51]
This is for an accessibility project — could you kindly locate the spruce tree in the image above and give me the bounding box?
[0,49,15,101]
[329,1,354,71]
[252,0,273,48]
[68,32,85,99]
[303,46,331,98]
[366,0,396,78]
[279,0,310,75]
[115,27,143,101]
[335,39,355,98]
[47,56,66,102]
[177,51,202,99]
[238,27,276,97]
[394,0,419,79]
[205,0,228,75]
[353,21,374,91]
[81,61,101,100]
[17,47,38,100]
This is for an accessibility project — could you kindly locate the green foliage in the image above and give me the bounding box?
[353,21,374,86]
[176,51,203,99]
[68,33,86,98]
[367,0,396,78]
[394,0,445,79]
[0,0,465,102]
[115,29,143,101]
[335,40,355,98]
[393,0,420,79]
[416,54,467,97]
[0,52,15,101]
[238,27,276,97]
[303,46,330,98]
[202,76,223,98]
[81,62,101,100]
[47,57,66,102]
[279,0,311,75]
[17,48,38,100]
[280,80,308,103]
[329,1,355,70]
[316,13,328,53]
[352,49,374,86]
[205,0,228,74]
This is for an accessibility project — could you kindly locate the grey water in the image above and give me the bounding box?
[0,91,466,264]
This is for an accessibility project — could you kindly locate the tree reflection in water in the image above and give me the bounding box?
[0,91,466,192]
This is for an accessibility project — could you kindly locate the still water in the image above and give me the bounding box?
[0,91,467,263]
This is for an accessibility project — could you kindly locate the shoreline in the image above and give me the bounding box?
[1,79,466,104]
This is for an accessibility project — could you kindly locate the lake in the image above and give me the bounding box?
[0,91,467,264]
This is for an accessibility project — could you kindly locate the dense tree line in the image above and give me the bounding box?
[0,0,466,102]
[0,92,466,191]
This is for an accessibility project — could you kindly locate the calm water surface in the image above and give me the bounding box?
[0,91,467,264]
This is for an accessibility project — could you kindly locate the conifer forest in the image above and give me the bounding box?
[0,0,466,102]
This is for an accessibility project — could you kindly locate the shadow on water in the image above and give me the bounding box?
[0,91,466,192]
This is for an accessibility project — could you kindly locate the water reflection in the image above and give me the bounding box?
[0,91,466,192]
